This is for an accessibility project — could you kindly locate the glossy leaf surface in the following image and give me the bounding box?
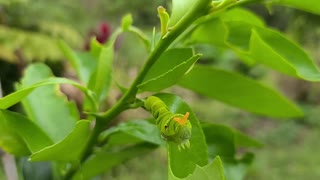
[18,63,78,142]
[179,65,303,118]
[30,120,91,161]
[0,110,52,156]
[138,48,200,92]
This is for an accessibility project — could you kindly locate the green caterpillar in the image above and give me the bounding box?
[144,96,192,149]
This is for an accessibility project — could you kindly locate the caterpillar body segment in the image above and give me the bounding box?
[144,96,192,149]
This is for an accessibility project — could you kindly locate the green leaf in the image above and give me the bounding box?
[59,40,101,112]
[158,6,170,37]
[179,65,303,118]
[87,42,114,102]
[0,109,53,156]
[0,77,96,111]
[89,38,103,59]
[191,14,320,81]
[58,40,97,85]
[103,132,146,146]
[121,14,133,31]
[202,123,261,159]
[234,129,263,149]
[99,120,165,146]
[187,156,225,180]
[191,18,228,47]
[202,123,235,158]
[169,0,197,26]
[72,143,157,180]
[221,8,265,27]
[248,26,320,81]
[271,0,320,15]
[191,8,262,47]
[143,48,193,80]
[202,123,257,180]
[17,63,78,142]
[153,93,208,178]
[29,120,90,161]
[169,0,211,27]
[169,156,225,180]
[226,21,320,80]
[138,48,201,92]
[0,115,30,155]
[126,26,152,51]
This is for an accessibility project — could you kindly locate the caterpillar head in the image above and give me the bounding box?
[173,112,192,150]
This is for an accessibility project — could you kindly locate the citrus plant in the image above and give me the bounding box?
[0,0,319,179]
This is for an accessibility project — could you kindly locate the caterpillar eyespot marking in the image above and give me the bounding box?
[144,96,192,150]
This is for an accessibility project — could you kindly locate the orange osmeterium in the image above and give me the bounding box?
[173,112,190,125]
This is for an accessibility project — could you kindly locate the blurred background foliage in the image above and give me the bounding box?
[0,0,320,179]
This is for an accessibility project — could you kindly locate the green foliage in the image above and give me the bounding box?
[0,25,64,63]
[158,6,170,37]
[87,43,114,103]
[30,120,91,161]
[0,24,82,63]
[72,143,158,180]
[99,120,164,146]
[0,77,95,110]
[269,0,320,15]
[121,14,133,31]
[0,109,53,156]
[202,123,260,180]
[139,48,201,91]
[0,0,319,179]
[191,8,320,81]
[18,63,78,142]
[169,0,212,26]
[0,0,83,63]
[170,157,225,180]
[179,65,303,117]
[58,40,98,86]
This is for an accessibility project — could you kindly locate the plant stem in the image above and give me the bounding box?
[63,120,105,180]
[100,0,212,114]
[64,0,212,178]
